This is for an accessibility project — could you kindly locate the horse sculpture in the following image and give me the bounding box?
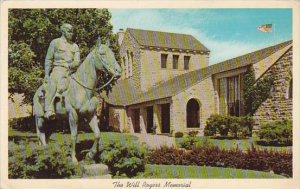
[33,41,121,163]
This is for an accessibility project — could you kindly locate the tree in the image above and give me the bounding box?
[9,9,120,104]
[243,67,274,115]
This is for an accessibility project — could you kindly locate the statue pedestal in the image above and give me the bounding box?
[81,163,111,178]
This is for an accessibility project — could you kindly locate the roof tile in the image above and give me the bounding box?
[104,40,292,106]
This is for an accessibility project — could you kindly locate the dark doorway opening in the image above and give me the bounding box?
[146,106,153,133]
[133,109,140,133]
[161,103,170,133]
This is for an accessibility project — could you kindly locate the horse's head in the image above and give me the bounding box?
[94,42,122,77]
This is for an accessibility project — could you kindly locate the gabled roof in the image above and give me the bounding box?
[127,28,210,52]
[103,40,292,106]
[102,79,141,107]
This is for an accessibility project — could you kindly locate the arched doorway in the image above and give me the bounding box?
[186,99,200,128]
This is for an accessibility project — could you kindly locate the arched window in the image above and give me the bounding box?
[186,99,200,128]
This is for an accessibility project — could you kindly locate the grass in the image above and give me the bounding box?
[138,164,285,178]
[8,127,290,179]
[9,126,291,153]
[175,135,292,152]
[9,127,138,144]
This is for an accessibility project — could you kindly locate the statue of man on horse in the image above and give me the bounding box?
[33,23,122,163]
[44,23,80,119]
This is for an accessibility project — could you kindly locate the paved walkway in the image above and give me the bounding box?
[132,133,177,149]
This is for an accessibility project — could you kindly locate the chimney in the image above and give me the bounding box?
[117,28,125,46]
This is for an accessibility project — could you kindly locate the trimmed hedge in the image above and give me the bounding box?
[9,141,79,178]
[9,116,36,132]
[148,146,292,177]
[258,120,292,146]
[100,140,148,178]
[204,114,254,138]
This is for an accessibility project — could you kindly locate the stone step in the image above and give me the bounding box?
[81,164,110,177]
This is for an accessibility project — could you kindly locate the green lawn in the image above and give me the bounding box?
[8,128,290,179]
[9,127,139,149]
[175,135,292,152]
[9,127,291,152]
[138,164,285,178]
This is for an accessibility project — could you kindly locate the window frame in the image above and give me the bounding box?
[161,53,168,69]
[172,55,179,69]
[184,56,190,70]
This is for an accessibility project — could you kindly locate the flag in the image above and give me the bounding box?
[258,24,272,32]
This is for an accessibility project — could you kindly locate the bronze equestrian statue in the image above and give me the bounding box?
[33,23,121,163]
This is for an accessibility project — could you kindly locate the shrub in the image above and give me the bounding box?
[188,130,199,137]
[237,127,250,138]
[174,132,184,138]
[147,146,188,165]
[9,116,36,132]
[179,136,200,150]
[100,140,148,178]
[8,141,79,178]
[204,114,253,138]
[240,115,255,137]
[148,145,292,177]
[204,114,222,136]
[258,120,292,146]
[229,121,240,138]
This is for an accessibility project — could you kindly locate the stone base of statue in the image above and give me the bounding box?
[81,163,111,178]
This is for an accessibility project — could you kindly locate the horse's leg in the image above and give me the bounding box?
[68,108,79,164]
[87,114,100,160]
[35,116,47,146]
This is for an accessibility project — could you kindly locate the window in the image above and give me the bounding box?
[288,79,292,99]
[161,54,168,68]
[227,75,241,116]
[173,55,179,69]
[129,52,134,77]
[184,56,190,70]
[126,51,130,77]
[122,57,126,78]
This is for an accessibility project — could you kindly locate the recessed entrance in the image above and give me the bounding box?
[133,109,140,133]
[186,99,200,128]
[161,103,170,133]
[146,106,153,133]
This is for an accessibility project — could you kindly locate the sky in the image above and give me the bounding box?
[109,9,292,64]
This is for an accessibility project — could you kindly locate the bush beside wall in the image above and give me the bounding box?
[148,146,292,177]
[100,140,148,178]
[258,120,292,146]
[204,114,254,138]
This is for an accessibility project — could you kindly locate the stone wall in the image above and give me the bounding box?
[253,48,293,126]
[108,107,126,132]
[172,76,215,134]
[140,48,208,92]
[119,31,142,90]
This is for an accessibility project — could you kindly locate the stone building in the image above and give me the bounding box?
[102,28,292,135]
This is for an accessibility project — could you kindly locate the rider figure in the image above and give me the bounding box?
[44,23,80,119]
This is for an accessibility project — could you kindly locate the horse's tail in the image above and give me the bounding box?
[33,84,46,117]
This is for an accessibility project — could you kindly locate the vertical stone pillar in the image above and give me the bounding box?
[169,102,174,134]
[139,107,147,134]
[219,78,228,115]
[153,104,162,134]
